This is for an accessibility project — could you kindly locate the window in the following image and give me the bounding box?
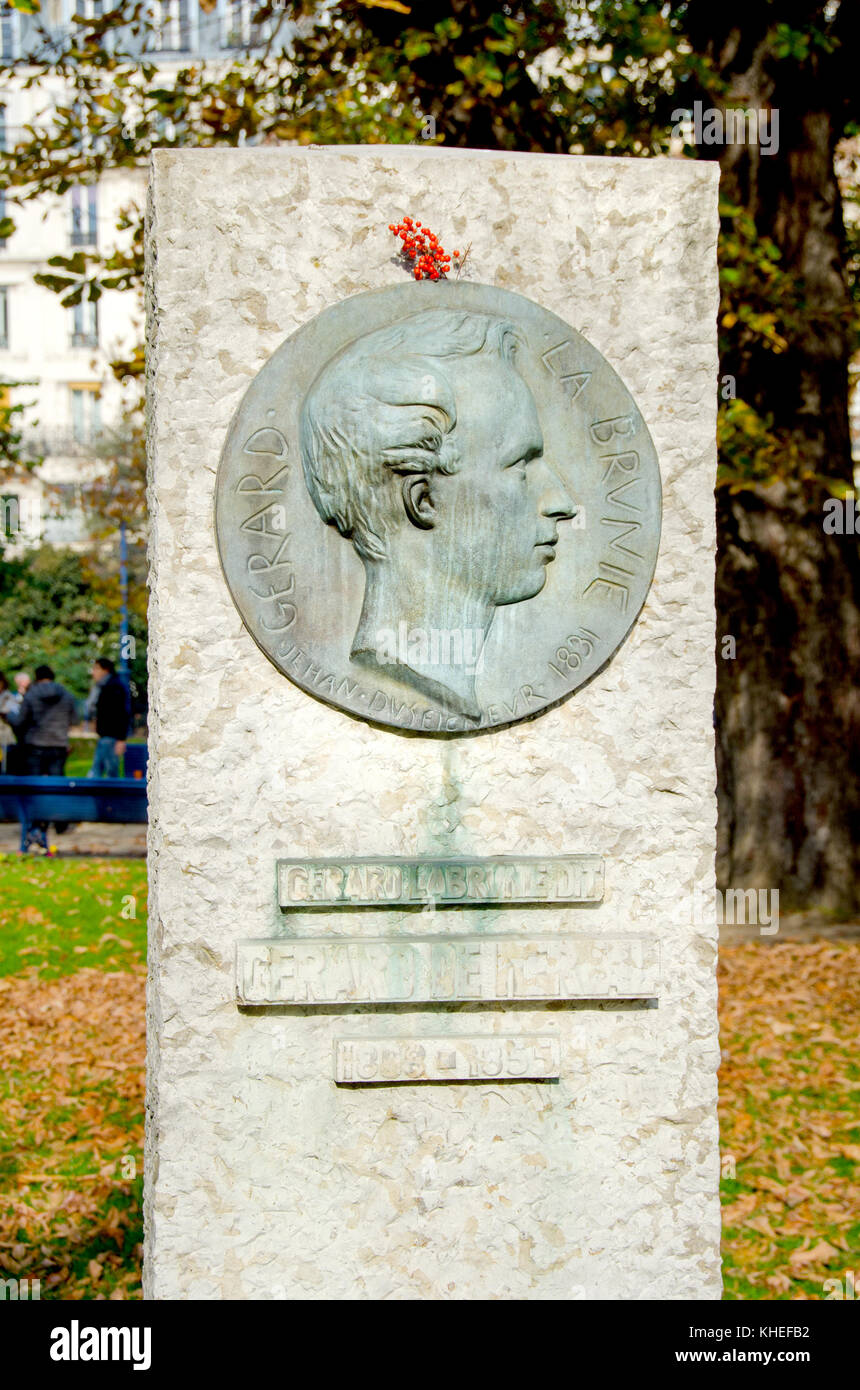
[224,0,270,49]
[225,0,248,47]
[156,0,196,52]
[198,0,219,43]
[70,186,98,246]
[70,385,101,443]
[0,6,18,62]
[67,94,105,157]
[1,492,18,539]
[0,287,8,348]
[71,298,99,348]
[0,109,6,248]
[43,482,87,544]
[153,110,177,142]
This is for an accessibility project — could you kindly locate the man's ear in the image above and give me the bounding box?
[401,474,436,530]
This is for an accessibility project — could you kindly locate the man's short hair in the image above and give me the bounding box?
[300,307,522,562]
[95,656,115,675]
[35,664,54,681]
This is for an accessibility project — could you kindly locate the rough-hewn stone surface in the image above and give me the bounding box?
[145,147,721,1300]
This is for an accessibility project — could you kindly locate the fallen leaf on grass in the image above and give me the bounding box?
[784,1185,814,1209]
[789,1240,839,1269]
[752,1176,788,1199]
[766,1272,793,1293]
[719,941,860,1301]
[0,965,144,1299]
[744,1214,778,1239]
[723,1194,758,1224]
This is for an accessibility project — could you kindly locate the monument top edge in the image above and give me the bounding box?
[149,146,720,184]
[275,854,604,867]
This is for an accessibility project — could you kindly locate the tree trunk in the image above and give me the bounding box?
[687,3,860,913]
[355,0,860,911]
[716,481,860,914]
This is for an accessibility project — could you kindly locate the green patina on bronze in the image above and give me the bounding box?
[277,854,605,908]
[215,281,662,735]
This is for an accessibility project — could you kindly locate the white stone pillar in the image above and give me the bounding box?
[145,146,721,1300]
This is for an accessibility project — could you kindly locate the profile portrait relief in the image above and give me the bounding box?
[299,308,578,721]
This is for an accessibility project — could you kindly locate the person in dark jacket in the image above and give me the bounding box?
[8,664,78,773]
[7,664,78,850]
[89,657,130,778]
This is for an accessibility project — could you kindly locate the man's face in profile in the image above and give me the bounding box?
[421,355,576,606]
[299,310,580,717]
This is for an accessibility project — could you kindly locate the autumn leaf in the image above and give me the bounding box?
[719,941,860,1300]
[359,0,411,12]
[789,1241,840,1269]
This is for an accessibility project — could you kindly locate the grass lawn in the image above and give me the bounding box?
[718,942,860,1299]
[0,855,857,1299]
[0,855,146,978]
[0,857,146,1299]
[64,737,146,778]
[64,736,96,778]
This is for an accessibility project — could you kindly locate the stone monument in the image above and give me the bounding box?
[145,146,721,1299]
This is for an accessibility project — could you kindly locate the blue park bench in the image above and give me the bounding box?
[0,765,148,852]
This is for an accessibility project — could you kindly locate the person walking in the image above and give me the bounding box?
[0,672,15,774]
[6,664,78,851]
[1,671,30,774]
[14,670,31,704]
[89,657,130,778]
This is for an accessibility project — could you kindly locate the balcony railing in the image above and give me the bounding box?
[19,427,111,459]
[70,331,99,348]
[70,226,98,248]
[0,9,284,65]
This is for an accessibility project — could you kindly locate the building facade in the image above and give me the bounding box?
[2,3,858,554]
[0,0,276,548]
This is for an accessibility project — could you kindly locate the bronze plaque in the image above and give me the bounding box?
[216,282,661,733]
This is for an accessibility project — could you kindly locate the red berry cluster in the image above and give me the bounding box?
[388,216,461,280]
